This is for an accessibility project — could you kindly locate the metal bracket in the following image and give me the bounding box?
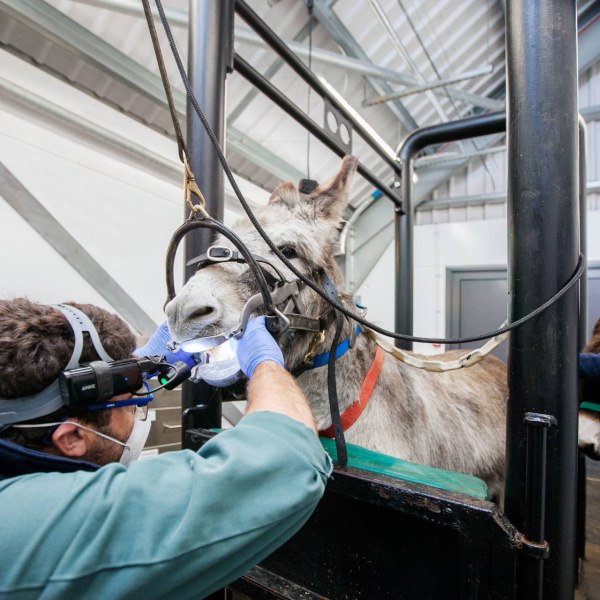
[524,412,558,427]
[324,97,353,154]
[515,533,551,560]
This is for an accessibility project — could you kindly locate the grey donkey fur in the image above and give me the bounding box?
[166,155,598,502]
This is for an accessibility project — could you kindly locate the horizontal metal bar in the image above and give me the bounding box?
[415,145,507,169]
[233,53,403,209]
[581,104,600,122]
[69,0,188,24]
[234,0,401,175]
[364,66,494,106]
[396,111,507,159]
[417,191,507,211]
[417,180,600,211]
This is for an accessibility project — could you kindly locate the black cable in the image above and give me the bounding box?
[306,1,313,179]
[151,0,586,346]
[133,363,178,396]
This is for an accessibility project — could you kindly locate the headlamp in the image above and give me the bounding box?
[59,356,191,406]
[0,304,191,427]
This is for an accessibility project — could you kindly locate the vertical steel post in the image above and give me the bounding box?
[395,177,413,350]
[182,0,234,429]
[505,1,579,598]
[579,115,588,351]
[576,115,588,574]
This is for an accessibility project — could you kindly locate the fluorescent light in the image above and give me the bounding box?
[318,76,399,162]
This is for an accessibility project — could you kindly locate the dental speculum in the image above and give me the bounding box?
[167,285,294,387]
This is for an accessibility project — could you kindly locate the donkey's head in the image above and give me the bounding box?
[165,155,358,369]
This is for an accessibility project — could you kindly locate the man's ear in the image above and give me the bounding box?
[308,155,358,223]
[267,181,299,210]
[52,422,89,458]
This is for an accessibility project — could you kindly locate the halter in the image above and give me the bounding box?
[164,212,351,464]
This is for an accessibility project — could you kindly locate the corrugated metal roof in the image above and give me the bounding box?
[23,0,509,206]
[4,0,596,217]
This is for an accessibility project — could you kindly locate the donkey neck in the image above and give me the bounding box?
[296,320,381,428]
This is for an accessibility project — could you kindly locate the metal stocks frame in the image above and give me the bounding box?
[183,0,582,597]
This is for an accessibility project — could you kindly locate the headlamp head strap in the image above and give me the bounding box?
[0,304,114,426]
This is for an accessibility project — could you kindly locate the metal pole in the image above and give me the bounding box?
[182,0,234,429]
[505,1,579,598]
[394,112,506,349]
[579,115,588,351]
[576,115,588,576]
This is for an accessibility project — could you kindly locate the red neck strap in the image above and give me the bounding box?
[319,346,384,438]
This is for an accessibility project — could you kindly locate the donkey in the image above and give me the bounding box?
[579,317,600,458]
[166,156,598,501]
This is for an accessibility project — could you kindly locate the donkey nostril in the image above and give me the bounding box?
[187,306,215,321]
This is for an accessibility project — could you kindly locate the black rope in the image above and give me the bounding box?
[149,0,586,346]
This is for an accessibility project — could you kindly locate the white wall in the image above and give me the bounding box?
[0,51,265,333]
[358,211,600,355]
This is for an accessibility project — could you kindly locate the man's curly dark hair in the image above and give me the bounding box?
[0,298,137,449]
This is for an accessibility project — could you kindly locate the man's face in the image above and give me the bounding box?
[89,399,137,466]
[50,394,137,466]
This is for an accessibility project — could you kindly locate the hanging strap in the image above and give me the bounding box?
[319,346,384,438]
[320,271,347,466]
[141,0,187,162]
[140,0,207,215]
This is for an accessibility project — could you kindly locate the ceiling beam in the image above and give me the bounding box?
[69,0,504,113]
[0,73,264,214]
[0,161,158,335]
[0,0,302,187]
[310,0,418,131]
[579,10,600,73]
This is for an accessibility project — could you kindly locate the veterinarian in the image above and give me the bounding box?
[580,352,600,381]
[0,298,331,599]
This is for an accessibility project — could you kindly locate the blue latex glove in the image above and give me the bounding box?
[233,316,284,379]
[135,321,196,368]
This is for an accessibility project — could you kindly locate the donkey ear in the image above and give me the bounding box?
[309,155,358,222]
[268,182,299,210]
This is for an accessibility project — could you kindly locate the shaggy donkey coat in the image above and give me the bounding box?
[166,156,598,502]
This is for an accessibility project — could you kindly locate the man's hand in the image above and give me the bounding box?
[234,317,317,435]
[234,316,284,378]
[135,321,195,367]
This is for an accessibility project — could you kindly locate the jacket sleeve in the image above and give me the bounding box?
[579,353,600,381]
[0,411,332,600]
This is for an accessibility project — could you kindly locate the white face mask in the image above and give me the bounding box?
[13,418,152,467]
[118,418,152,467]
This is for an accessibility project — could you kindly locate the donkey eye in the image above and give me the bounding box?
[279,246,298,259]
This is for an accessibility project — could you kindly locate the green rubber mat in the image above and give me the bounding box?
[320,437,489,500]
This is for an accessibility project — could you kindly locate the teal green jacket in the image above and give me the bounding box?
[0,411,332,599]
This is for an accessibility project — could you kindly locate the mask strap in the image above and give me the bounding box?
[12,421,130,449]
[53,304,114,367]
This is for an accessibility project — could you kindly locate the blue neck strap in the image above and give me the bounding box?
[308,326,361,370]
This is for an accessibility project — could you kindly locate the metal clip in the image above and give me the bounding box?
[303,330,325,364]
[184,159,210,217]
